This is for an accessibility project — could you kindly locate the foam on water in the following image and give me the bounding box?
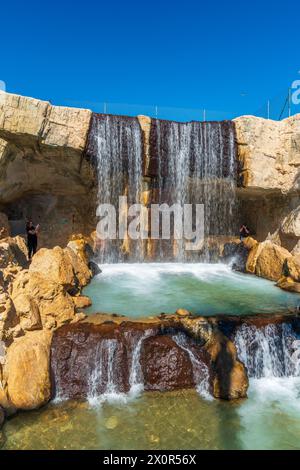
[84,262,300,317]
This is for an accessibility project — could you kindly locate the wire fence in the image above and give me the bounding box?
[2,78,300,122]
[60,88,300,123]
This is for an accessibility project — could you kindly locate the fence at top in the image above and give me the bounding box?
[59,87,300,123]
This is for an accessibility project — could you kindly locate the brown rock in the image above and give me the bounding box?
[4,330,52,410]
[11,270,75,329]
[175,308,190,317]
[29,247,75,290]
[141,336,195,391]
[73,296,92,310]
[277,276,300,293]
[246,240,291,281]
[285,255,300,282]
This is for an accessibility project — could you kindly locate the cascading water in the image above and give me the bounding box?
[87,331,153,406]
[86,114,144,262]
[149,119,237,261]
[172,332,212,400]
[233,322,300,378]
[87,114,238,262]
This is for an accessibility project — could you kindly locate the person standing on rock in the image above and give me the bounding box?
[26,219,40,260]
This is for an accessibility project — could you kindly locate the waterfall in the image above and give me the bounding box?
[233,322,300,379]
[149,119,237,261]
[172,332,212,399]
[87,339,121,405]
[87,114,144,263]
[87,331,152,405]
[128,330,152,396]
[87,114,238,262]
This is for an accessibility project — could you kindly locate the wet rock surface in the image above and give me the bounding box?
[50,315,249,401]
[141,335,195,391]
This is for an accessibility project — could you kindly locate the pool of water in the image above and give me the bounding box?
[83,263,300,317]
[2,378,300,450]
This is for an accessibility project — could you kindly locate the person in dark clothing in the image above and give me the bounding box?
[26,220,40,260]
[240,224,250,241]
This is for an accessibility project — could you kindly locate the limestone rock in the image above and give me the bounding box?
[11,269,75,330]
[73,296,92,310]
[63,246,92,290]
[281,206,300,238]
[277,254,300,293]
[175,308,190,317]
[4,330,52,410]
[29,245,91,293]
[29,247,75,290]
[0,213,10,239]
[0,236,28,271]
[246,240,291,281]
[277,276,300,293]
[285,255,300,282]
[0,92,95,248]
[234,114,300,194]
[0,91,91,151]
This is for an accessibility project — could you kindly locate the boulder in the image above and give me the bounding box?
[277,276,300,294]
[246,240,291,281]
[29,247,75,290]
[206,333,249,400]
[3,330,52,410]
[175,308,190,317]
[276,255,300,293]
[29,246,91,294]
[73,295,92,310]
[0,236,28,271]
[11,269,75,331]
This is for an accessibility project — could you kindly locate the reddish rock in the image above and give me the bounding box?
[140,336,195,391]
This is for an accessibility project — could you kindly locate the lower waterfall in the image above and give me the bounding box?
[233,322,300,378]
[172,333,211,400]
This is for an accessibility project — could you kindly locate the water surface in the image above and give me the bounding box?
[84,263,300,317]
[2,378,300,450]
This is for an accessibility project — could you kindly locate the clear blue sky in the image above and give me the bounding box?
[1,0,299,120]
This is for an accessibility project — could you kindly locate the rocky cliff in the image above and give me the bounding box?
[1,90,300,253]
[234,114,300,252]
[0,91,96,248]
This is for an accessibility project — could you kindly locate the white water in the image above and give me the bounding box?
[234,322,300,378]
[84,263,300,317]
[87,331,153,407]
[173,332,212,400]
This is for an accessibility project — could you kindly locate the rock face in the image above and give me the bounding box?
[235,114,300,252]
[277,254,300,293]
[3,330,52,410]
[234,114,300,194]
[141,336,195,391]
[50,316,248,401]
[246,239,291,281]
[0,91,96,248]
[0,235,93,417]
